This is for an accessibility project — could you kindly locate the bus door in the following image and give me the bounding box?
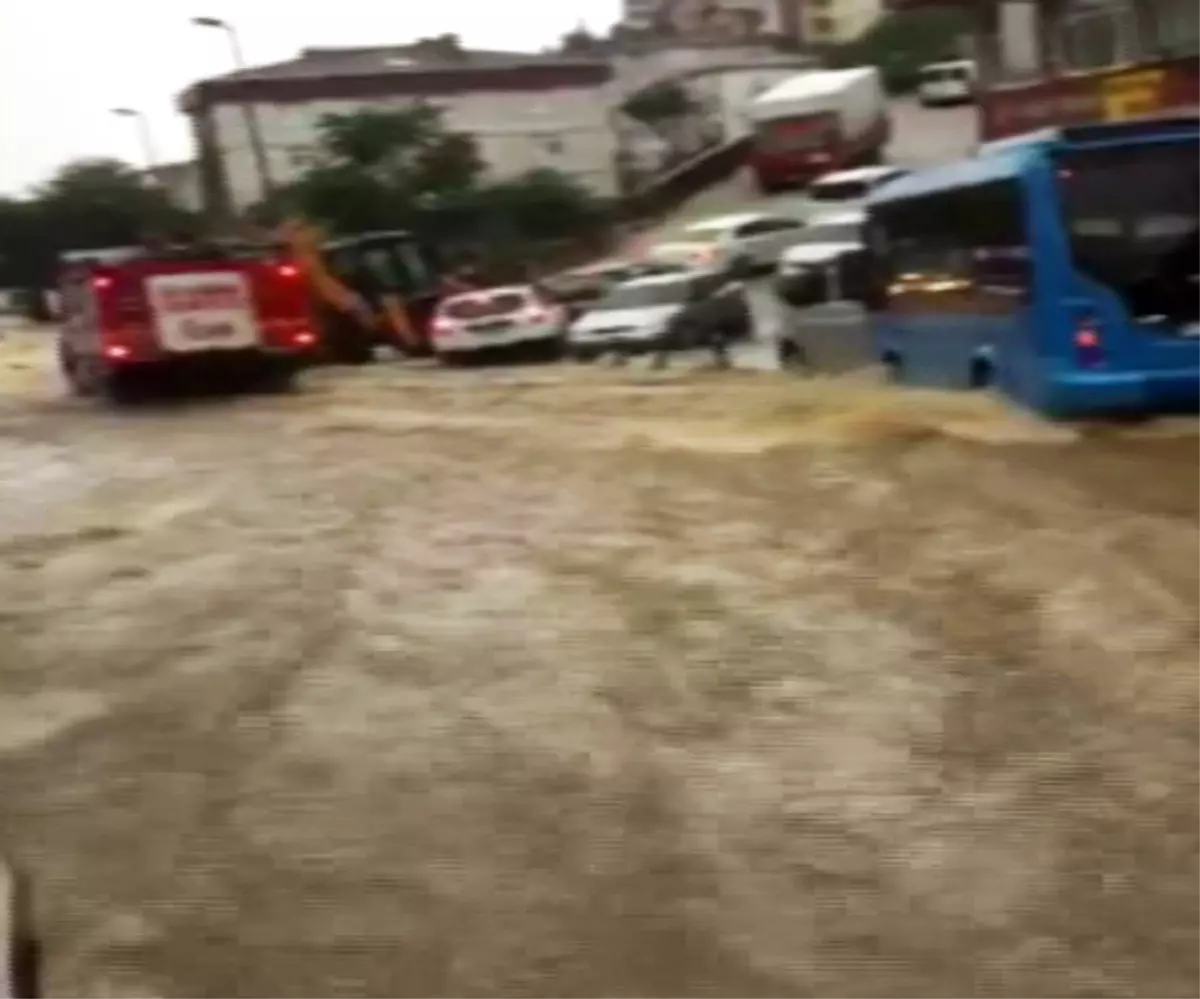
[872,178,1034,390]
[872,196,980,387]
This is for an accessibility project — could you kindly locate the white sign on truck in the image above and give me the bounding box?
[147,272,259,353]
[747,67,889,192]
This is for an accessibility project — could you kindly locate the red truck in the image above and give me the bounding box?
[747,67,891,194]
[56,244,317,402]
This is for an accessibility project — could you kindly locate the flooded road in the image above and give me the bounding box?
[0,336,1196,998]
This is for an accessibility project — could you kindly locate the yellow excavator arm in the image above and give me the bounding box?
[278,218,370,321]
[278,218,418,350]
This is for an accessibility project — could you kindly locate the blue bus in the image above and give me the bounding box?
[861,115,1199,417]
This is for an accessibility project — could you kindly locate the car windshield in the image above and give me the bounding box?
[1054,140,1199,325]
[442,291,528,319]
[594,280,691,309]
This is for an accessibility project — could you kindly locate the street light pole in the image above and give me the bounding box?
[111,107,158,176]
[191,15,274,208]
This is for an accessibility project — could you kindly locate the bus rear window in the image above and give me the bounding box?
[1055,140,1199,324]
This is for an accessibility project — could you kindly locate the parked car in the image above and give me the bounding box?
[544,260,687,320]
[916,59,977,107]
[566,269,752,361]
[805,165,908,211]
[429,284,567,365]
[644,212,809,275]
[777,210,865,279]
[773,239,872,373]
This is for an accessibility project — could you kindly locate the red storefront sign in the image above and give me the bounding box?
[980,54,1200,139]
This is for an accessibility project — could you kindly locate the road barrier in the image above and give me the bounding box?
[618,137,752,223]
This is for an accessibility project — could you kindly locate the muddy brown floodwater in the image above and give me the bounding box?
[0,336,1196,998]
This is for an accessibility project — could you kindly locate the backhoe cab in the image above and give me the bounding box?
[281,221,444,364]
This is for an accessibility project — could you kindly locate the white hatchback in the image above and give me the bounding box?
[430,285,567,363]
[646,211,809,273]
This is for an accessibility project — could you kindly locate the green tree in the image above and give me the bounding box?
[35,158,197,244]
[622,80,696,125]
[824,7,970,93]
[560,25,606,54]
[269,106,608,269]
[277,107,483,234]
[0,158,200,319]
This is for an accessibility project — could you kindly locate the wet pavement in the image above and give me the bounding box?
[0,95,1187,999]
[0,330,1195,998]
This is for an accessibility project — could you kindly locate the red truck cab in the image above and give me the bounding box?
[57,243,317,401]
[748,67,891,194]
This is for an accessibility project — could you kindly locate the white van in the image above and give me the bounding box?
[916,60,976,107]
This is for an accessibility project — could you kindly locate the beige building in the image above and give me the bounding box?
[179,46,619,214]
[798,0,887,44]
[621,0,782,36]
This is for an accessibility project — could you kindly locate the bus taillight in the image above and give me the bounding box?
[1074,321,1105,366]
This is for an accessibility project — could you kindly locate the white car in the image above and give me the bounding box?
[430,285,567,364]
[645,211,809,273]
[916,59,976,107]
[777,210,865,276]
[567,270,750,360]
[806,165,908,211]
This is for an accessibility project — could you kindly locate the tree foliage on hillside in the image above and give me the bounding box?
[0,107,610,312]
[823,7,969,93]
[258,106,610,272]
[0,158,199,316]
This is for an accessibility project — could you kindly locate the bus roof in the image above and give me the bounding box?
[871,112,1200,206]
[867,152,1025,206]
[977,113,1200,158]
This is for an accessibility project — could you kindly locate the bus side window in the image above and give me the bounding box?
[887,195,961,281]
[958,181,1031,293]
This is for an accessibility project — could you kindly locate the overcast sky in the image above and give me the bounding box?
[0,0,620,196]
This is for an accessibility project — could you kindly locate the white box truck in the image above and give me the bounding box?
[747,67,890,194]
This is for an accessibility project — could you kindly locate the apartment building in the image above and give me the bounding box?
[621,0,781,36]
[799,0,887,44]
[178,46,617,214]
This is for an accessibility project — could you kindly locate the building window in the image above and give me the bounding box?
[811,14,836,37]
[539,135,565,155]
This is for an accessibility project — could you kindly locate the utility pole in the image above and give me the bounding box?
[191,16,274,208]
[111,107,159,177]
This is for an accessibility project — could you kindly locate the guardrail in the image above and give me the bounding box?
[617,136,752,222]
